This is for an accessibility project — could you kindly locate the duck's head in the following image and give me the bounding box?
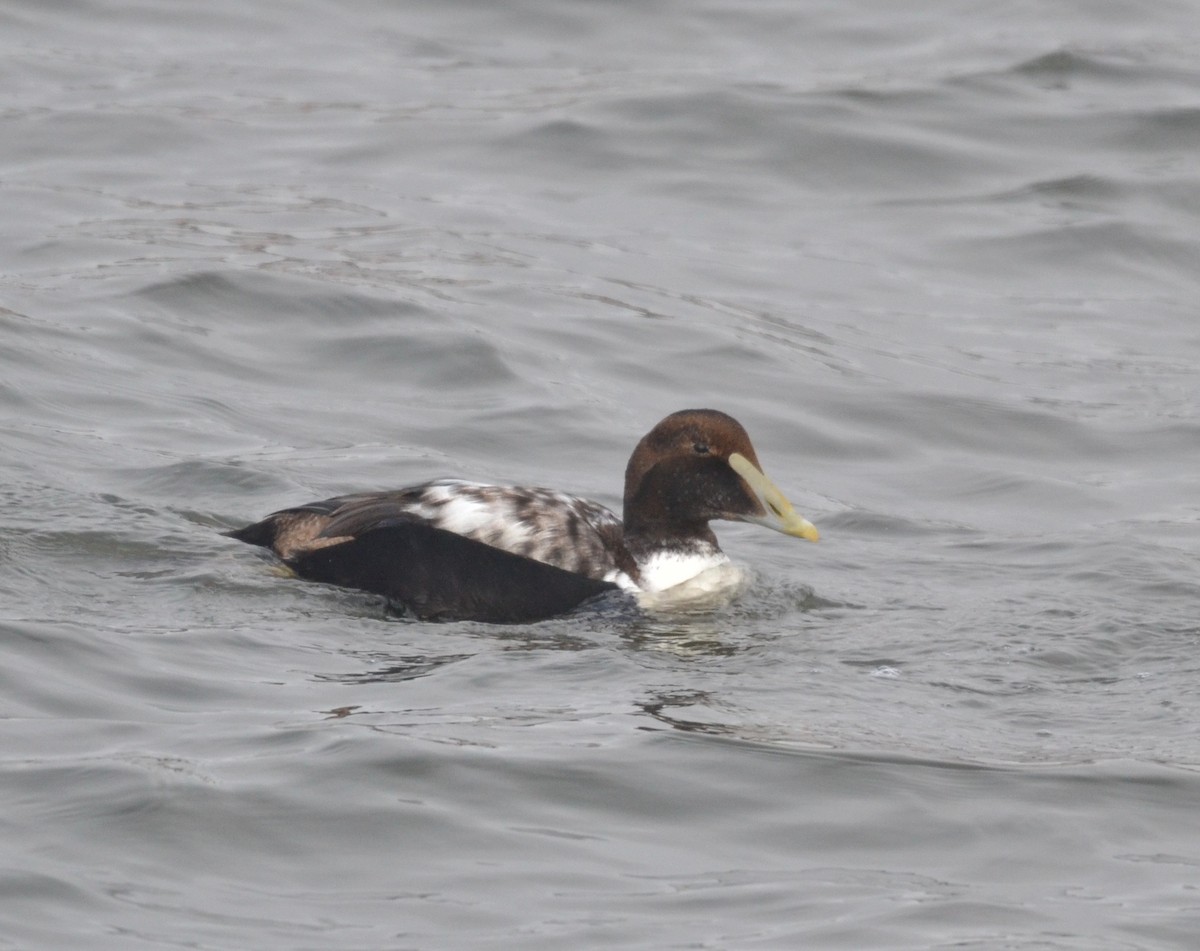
[621,409,819,543]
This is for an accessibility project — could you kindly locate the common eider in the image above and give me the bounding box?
[225,409,818,622]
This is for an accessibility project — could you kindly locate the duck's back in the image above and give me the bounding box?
[229,479,631,584]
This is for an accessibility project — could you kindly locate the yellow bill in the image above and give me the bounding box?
[728,452,820,542]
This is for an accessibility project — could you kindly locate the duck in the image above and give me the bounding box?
[225,409,818,623]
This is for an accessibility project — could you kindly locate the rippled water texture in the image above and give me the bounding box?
[2,1,1199,948]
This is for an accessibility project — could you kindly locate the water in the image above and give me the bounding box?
[3,0,1200,947]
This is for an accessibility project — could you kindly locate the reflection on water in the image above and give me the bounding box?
[316,651,475,685]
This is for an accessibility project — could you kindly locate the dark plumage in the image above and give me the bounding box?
[226,409,818,622]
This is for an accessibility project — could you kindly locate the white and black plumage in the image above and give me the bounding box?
[225,409,819,622]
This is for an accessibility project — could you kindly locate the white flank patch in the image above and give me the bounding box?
[603,568,640,593]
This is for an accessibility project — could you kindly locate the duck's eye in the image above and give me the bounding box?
[692,442,710,455]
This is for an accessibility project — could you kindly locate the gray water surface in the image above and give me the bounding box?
[2,1,1199,948]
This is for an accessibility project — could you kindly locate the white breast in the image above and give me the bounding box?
[634,549,728,593]
[638,563,749,612]
[630,549,749,612]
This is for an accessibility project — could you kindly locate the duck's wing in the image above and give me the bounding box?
[286,515,618,623]
[228,480,631,582]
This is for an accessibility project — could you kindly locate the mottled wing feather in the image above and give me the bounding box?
[235,480,629,583]
[313,481,626,582]
[314,496,429,539]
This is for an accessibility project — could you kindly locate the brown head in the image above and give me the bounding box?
[621,409,819,543]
